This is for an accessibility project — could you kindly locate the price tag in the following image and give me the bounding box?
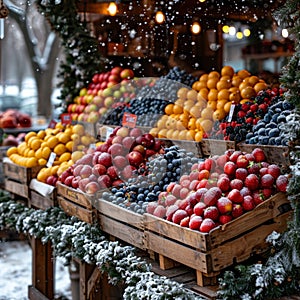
[227,104,236,122]
[48,119,57,129]
[122,112,137,128]
[60,113,72,125]
[46,152,57,168]
[106,127,114,141]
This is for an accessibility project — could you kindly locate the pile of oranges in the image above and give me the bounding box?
[149,66,268,142]
[6,122,95,183]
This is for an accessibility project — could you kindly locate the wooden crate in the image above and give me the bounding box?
[3,158,43,184]
[4,179,29,199]
[95,198,146,250]
[159,138,203,158]
[29,179,57,210]
[200,139,236,156]
[144,193,292,287]
[237,143,290,168]
[57,182,98,224]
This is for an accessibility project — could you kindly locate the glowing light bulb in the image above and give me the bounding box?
[236,31,243,39]
[282,28,289,38]
[155,11,165,24]
[229,26,236,36]
[191,22,201,34]
[243,28,251,37]
[108,2,117,16]
[222,25,230,33]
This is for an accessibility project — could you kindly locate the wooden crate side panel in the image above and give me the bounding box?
[201,139,236,156]
[98,214,145,249]
[57,183,93,209]
[238,143,290,167]
[209,193,291,247]
[58,196,95,224]
[5,179,29,198]
[145,231,211,273]
[209,211,291,272]
[158,138,202,157]
[30,190,57,210]
[4,162,29,183]
[95,199,144,229]
[144,213,209,251]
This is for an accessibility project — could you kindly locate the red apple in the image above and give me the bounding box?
[127,151,144,167]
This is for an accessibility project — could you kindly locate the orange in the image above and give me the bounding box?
[224,101,232,113]
[171,130,180,140]
[30,138,42,151]
[240,86,256,99]
[192,81,205,91]
[198,88,209,101]
[7,147,18,157]
[231,75,243,87]
[183,99,196,111]
[229,91,241,103]
[72,124,85,135]
[57,132,71,144]
[194,100,207,110]
[207,88,218,102]
[173,104,183,115]
[25,132,37,143]
[50,165,60,176]
[35,148,43,160]
[59,152,72,163]
[237,69,251,79]
[26,157,38,168]
[208,71,220,79]
[38,158,47,166]
[174,98,185,106]
[217,89,230,100]
[199,73,208,81]
[194,130,204,142]
[220,75,231,82]
[156,118,166,129]
[186,89,198,101]
[177,87,189,100]
[37,130,46,140]
[176,120,187,130]
[238,81,251,91]
[201,107,214,120]
[53,143,67,156]
[240,98,251,104]
[200,119,214,133]
[254,82,268,93]
[158,128,168,138]
[166,129,174,139]
[207,100,217,110]
[213,109,226,121]
[217,99,228,110]
[164,103,174,115]
[186,130,195,141]
[189,106,202,118]
[66,141,74,152]
[27,149,35,158]
[248,76,260,86]
[47,136,59,149]
[216,80,231,91]
[206,78,218,89]
[221,65,235,77]
[188,117,197,130]
[150,127,159,137]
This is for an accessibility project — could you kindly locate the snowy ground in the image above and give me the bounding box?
[0,239,72,300]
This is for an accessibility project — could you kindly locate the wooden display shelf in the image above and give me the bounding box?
[95,198,146,250]
[143,193,292,287]
[237,143,290,168]
[200,139,236,156]
[56,182,99,224]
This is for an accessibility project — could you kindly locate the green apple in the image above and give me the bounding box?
[79,88,88,96]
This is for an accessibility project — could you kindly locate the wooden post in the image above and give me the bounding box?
[28,237,54,300]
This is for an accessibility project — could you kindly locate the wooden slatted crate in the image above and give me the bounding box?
[200,139,236,156]
[29,179,57,210]
[95,198,146,250]
[158,138,203,158]
[3,158,43,199]
[56,182,98,224]
[237,143,290,168]
[143,193,292,287]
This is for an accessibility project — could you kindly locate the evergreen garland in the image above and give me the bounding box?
[35,0,104,108]
[0,192,203,300]
[217,1,300,299]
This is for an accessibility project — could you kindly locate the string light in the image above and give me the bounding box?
[107,2,117,16]
[191,21,201,34]
[155,11,165,24]
[236,30,243,39]
[243,28,251,37]
[222,25,230,33]
[282,28,289,38]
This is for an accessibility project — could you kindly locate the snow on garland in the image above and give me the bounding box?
[0,193,203,300]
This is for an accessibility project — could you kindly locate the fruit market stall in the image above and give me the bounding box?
[1,1,300,300]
